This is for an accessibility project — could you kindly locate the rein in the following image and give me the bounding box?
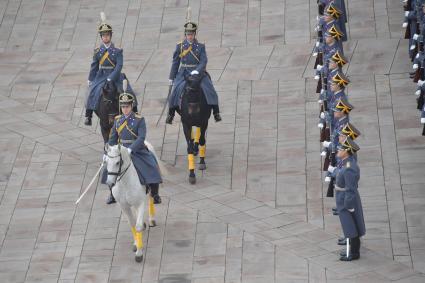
[107,152,131,182]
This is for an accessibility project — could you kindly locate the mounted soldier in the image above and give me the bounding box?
[107,87,162,205]
[85,12,137,126]
[165,8,222,124]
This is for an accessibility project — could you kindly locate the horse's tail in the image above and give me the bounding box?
[144,140,168,176]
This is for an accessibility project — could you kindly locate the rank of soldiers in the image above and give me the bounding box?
[403,0,425,135]
[313,0,366,261]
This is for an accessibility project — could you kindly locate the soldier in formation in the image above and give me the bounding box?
[313,0,366,261]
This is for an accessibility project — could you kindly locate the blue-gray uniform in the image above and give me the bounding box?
[87,43,136,111]
[109,112,162,185]
[406,0,418,59]
[168,39,219,109]
[335,155,366,239]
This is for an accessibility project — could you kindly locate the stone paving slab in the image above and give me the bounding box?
[0,0,425,282]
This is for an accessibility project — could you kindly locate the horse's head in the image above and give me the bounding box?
[185,73,202,93]
[101,81,119,125]
[105,144,125,187]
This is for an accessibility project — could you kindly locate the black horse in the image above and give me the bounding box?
[96,81,120,143]
[180,74,212,184]
[95,80,137,143]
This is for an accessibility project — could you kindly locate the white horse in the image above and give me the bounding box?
[105,141,166,262]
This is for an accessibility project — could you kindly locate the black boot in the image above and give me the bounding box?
[337,237,346,245]
[149,184,161,204]
[339,237,360,261]
[212,105,222,122]
[85,109,93,126]
[106,186,116,204]
[166,108,175,124]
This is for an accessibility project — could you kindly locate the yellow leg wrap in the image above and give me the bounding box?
[199,145,206,158]
[136,231,143,249]
[148,196,155,218]
[131,226,137,242]
[188,154,195,170]
[192,127,200,143]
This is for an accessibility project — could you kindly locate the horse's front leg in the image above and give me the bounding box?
[183,123,197,184]
[134,198,146,262]
[120,202,138,253]
[198,123,208,170]
[191,126,200,156]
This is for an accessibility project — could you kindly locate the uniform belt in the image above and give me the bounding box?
[180,64,197,68]
[120,139,135,144]
[335,186,346,192]
[100,65,114,69]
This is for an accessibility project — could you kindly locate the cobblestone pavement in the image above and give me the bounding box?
[0,0,425,282]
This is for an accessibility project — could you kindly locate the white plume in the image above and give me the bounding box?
[123,79,128,93]
[100,12,106,23]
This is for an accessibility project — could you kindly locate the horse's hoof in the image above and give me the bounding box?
[149,220,157,227]
[132,244,137,252]
[198,163,206,170]
[189,175,196,184]
[135,255,143,262]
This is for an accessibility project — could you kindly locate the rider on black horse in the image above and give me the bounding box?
[85,12,137,126]
[166,8,222,124]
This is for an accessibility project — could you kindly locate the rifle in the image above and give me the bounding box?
[422,124,425,136]
[325,152,336,197]
[404,0,412,39]
[414,64,422,83]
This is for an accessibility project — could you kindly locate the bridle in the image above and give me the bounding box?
[106,151,131,183]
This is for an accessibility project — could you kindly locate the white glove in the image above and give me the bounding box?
[320,112,325,119]
[405,11,410,17]
[168,79,173,86]
[88,80,92,86]
[348,208,355,213]
[317,64,323,71]
[320,89,325,95]
[416,53,420,59]
[107,78,111,82]
[421,117,425,124]
[190,70,199,75]
[127,148,132,154]
[322,141,331,148]
[314,75,320,80]
[403,22,408,28]
[321,150,327,156]
[318,122,324,129]
[416,89,421,96]
[328,165,336,173]
[314,26,320,32]
[413,33,419,40]
[324,176,331,183]
[413,63,419,70]
[313,52,318,57]
[410,44,416,51]
[315,41,320,47]
[103,154,107,163]
[316,15,320,21]
[418,80,424,86]
[318,99,323,104]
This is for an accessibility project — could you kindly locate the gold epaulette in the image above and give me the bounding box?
[114,114,121,120]
[94,47,100,54]
[134,113,142,119]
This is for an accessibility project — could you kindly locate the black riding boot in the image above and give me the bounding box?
[106,185,116,204]
[149,183,161,204]
[212,105,222,122]
[340,237,360,261]
[85,109,93,126]
[166,107,177,124]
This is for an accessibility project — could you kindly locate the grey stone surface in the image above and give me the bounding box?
[0,0,424,282]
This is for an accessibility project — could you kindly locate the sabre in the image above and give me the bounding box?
[156,84,173,127]
[75,162,104,205]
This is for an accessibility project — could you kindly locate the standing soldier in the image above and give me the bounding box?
[107,85,162,205]
[166,8,221,124]
[335,137,365,261]
[85,12,137,126]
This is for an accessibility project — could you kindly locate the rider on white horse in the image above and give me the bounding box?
[107,91,162,204]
